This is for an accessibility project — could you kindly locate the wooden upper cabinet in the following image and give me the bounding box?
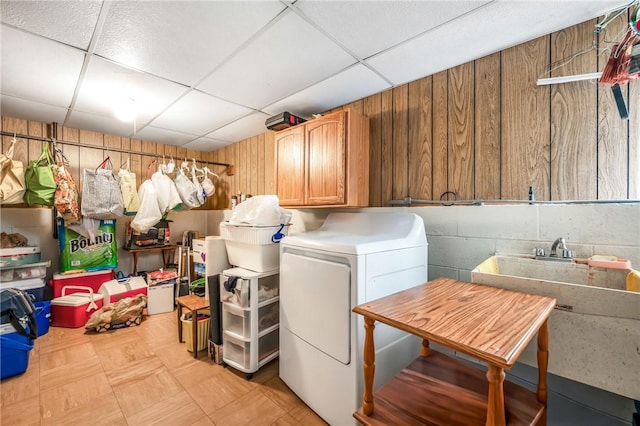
[275,109,369,208]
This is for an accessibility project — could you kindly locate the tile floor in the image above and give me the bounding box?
[0,311,327,426]
[1,309,635,426]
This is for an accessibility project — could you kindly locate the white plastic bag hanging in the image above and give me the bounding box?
[131,179,162,233]
[118,158,141,216]
[174,168,201,210]
[200,167,216,197]
[191,166,206,205]
[151,170,181,213]
[229,195,291,226]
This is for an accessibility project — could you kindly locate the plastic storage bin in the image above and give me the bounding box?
[0,323,35,379]
[147,282,174,315]
[222,328,279,374]
[0,247,41,268]
[50,269,115,298]
[220,223,288,272]
[34,300,51,336]
[0,278,46,302]
[220,267,279,378]
[181,310,210,352]
[0,261,50,282]
[220,268,279,308]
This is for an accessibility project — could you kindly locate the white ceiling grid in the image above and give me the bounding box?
[0,0,630,151]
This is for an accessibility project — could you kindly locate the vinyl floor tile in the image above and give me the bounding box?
[0,311,328,426]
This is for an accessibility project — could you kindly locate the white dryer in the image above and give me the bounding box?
[279,212,428,426]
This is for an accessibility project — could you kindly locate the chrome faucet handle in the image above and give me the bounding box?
[534,247,545,257]
[562,249,573,259]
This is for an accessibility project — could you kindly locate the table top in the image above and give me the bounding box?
[352,277,556,369]
[124,245,179,253]
[176,294,210,311]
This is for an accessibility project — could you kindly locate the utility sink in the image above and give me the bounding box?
[472,255,640,400]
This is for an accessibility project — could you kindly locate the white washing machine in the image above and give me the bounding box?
[279,212,428,426]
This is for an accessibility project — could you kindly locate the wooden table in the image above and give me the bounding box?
[124,245,178,275]
[352,277,556,426]
[176,294,210,358]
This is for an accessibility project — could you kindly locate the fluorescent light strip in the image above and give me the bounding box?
[536,72,602,86]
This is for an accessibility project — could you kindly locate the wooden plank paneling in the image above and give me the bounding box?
[550,20,597,200]
[61,127,81,184]
[408,77,432,201]
[104,134,122,174]
[448,63,474,200]
[501,37,551,200]
[264,132,276,195]
[432,70,448,201]
[250,135,258,196]
[475,52,501,200]
[257,134,266,196]
[364,93,382,206]
[597,13,629,200]
[392,85,409,200]
[380,89,393,205]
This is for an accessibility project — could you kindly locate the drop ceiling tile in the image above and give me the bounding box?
[197,10,357,109]
[66,110,140,138]
[75,56,188,124]
[1,95,68,125]
[0,0,102,49]
[207,112,271,143]
[94,1,286,85]
[0,25,84,107]
[296,1,490,59]
[263,64,391,117]
[181,137,231,152]
[131,126,198,147]
[150,91,252,136]
[367,0,630,86]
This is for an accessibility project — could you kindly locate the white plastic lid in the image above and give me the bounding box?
[52,292,103,307]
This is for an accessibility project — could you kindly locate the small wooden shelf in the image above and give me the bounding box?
[354,350,545,426]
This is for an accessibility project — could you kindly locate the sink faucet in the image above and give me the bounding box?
[550,237,572,259]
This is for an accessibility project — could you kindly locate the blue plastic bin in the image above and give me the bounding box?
[0,324,35,380]
[34,301,51,336]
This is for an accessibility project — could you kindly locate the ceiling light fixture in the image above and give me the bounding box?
[113,96,137,122]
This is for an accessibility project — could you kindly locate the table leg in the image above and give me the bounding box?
[537,319,549,425]
[192,309,198,358]
[421,339,430,357]
[132,252,139,275]
[362,317,376,416]
[177,304,183,343]
[486,364,506,426]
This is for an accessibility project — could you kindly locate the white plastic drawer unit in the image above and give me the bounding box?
[223,299,279,339]
[222,328,279,372]
[220,268,279,308]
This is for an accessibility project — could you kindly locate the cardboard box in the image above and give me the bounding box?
[57,218,117,272]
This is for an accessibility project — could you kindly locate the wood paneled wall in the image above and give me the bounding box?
[2,15,638,212]
[216,13,640,206]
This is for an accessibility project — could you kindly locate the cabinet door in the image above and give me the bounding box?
[306,112,346,205]
[275,126,305,206]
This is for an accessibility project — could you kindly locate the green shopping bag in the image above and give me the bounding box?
[24,141,56,206]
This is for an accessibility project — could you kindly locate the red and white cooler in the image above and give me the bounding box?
[51,286,104,328]
[99,276,148,305]
[50,270,115,298]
